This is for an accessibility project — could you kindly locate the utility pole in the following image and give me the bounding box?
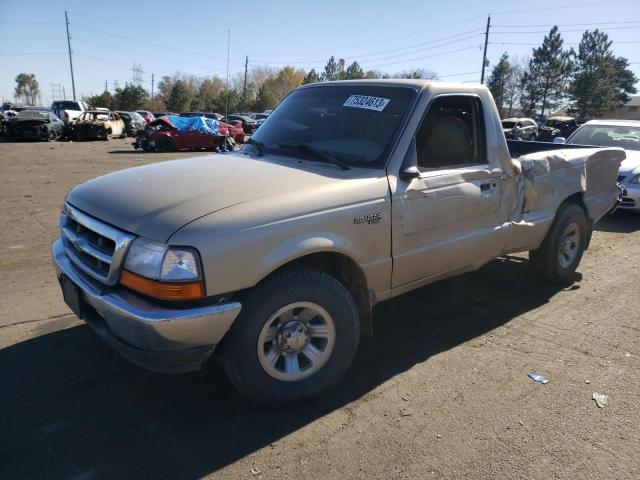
[105,80,108,92]
[243,55,248,105]
[63,86,66,100]
[151,73,155,111]
[64,11,77,100]
[480,15,491,84]
[225,30,230,120]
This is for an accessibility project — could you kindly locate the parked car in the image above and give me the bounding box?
[180,112,223,121]
[219,121,245,144]
[53,80,623,405]
[51,100,89,124]
[136,110,155,124]
[501,117,539,141]
[538,116,580,142]
[6,107,64,141]
[221,114,257,134]
[251,112,270,128]
[555,120,640,211]
[72,110,126,140]
[133,115,224,152]
[117,111,147,136]
[153,112,177,118]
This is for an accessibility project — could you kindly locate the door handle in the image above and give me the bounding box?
[480,181,498,193]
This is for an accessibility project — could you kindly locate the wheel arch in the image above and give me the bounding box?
[560,192,593,249]
[247,249,374,337]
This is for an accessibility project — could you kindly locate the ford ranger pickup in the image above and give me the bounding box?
[52,80,624,405]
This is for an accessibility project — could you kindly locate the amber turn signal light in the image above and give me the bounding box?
[120,270,204,301]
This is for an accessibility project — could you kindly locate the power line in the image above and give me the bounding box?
[492,25,640,34]
[72,24,244,63]
[249,28,485,64]
[493,20,640,27]
[362,45,481,70]
[246,15,487,59]
[490,0,638,16]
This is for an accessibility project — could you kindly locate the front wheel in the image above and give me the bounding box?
[222,269,360,406]
[528,133,536,141]
[530,203,587,283]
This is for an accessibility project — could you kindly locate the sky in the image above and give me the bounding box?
[1,0,639,105]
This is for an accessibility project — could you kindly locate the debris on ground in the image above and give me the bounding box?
[250,466,261,475]
[528,372,549,384]
[400,406,413,417]
[585,379,590,384]
[401,394,410,401]
[592,392,608,408]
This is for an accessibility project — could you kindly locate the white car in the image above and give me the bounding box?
[559,120,640,212]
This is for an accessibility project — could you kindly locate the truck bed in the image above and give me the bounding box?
[507,139,596,158]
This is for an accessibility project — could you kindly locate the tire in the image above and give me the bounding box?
[530,203,587,283]
[528,133,536,141]
[156,137,175,152]
[222,268,360,406]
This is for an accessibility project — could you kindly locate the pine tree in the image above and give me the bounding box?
[303,69,321,85]
[521,26,573,118]
[322,56,340,82]
[487,53,512,117]
[344,61,365,80]
[569,30,638,120]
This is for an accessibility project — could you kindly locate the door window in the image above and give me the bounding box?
[415,96,486,170]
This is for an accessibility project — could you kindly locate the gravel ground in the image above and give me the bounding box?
[0,138,638,480]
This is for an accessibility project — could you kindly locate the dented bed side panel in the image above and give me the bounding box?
[504,148,624,254]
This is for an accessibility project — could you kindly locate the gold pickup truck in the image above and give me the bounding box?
[52,80,623,405]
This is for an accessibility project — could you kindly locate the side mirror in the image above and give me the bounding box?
[553,137,566,144]
[399,137,421,181]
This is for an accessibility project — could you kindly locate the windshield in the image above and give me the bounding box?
[16,110,49,120]
[249,85,417,167]
[501,120,516,129]
[568,124,640,151]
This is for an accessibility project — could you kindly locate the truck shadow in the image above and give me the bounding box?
[0,256,574,479]
[594,210,640,233]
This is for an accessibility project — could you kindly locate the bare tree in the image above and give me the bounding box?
[14,73,40,105]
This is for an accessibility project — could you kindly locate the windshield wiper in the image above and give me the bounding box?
[246,137,266,155]
[278,143,350,170]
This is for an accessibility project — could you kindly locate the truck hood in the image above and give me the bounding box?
[66,152,379,242]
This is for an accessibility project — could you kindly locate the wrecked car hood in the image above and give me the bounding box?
[66,153,384,242]
[619,150,640,175]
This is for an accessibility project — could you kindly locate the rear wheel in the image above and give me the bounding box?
[530,203,587,283]
[222,268,360,406]
[528,133,536,141]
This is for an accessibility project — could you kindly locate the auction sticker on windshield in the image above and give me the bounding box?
[343,95,390,112]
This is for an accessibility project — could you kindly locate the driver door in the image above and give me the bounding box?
[391,95,507,288]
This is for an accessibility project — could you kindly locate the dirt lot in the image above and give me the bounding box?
[0,138,638,480]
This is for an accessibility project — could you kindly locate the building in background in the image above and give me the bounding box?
[604,96,640,120]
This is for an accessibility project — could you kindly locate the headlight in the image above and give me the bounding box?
[629,174,640,184]
[122,238,204,300]
[124,238,201,281]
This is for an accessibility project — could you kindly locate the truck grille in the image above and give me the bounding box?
[60,203,135,285]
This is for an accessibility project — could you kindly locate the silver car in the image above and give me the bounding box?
[562,120,640,211]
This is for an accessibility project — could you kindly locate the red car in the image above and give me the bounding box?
[220,120,245,143]
[134,116,224,152]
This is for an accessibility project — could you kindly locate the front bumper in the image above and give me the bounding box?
[52,239,242,373]
[619,183,640,211]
